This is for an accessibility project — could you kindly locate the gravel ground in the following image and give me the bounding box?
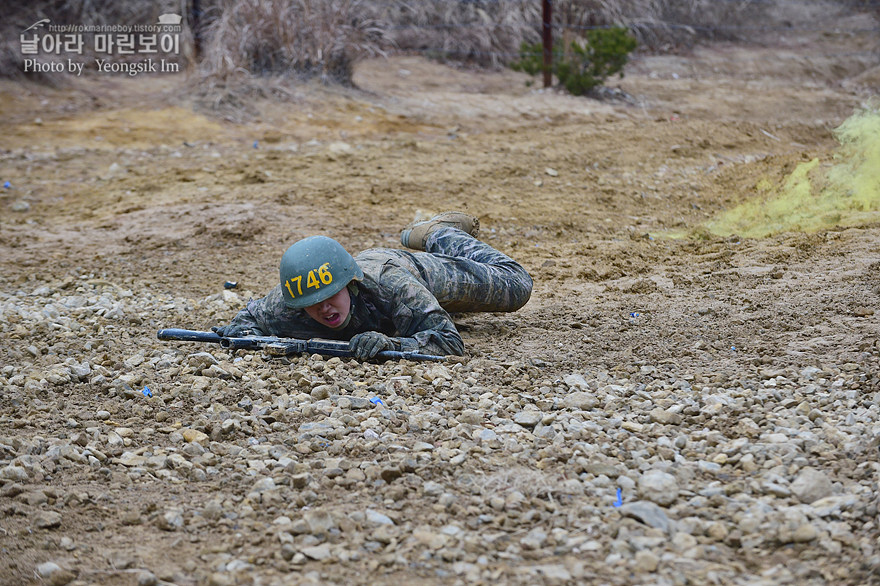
[1,276,878,585]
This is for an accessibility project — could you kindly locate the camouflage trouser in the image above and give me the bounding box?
[402,227,533,314]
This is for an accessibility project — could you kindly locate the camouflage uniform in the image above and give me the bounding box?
[226,227,532,356]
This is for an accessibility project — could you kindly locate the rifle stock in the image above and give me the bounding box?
[157,329,444,362]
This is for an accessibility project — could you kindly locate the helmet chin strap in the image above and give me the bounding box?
[331,310,353,330]
[330,284,356,330]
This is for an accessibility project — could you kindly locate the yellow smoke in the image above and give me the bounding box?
[704,105,880,238]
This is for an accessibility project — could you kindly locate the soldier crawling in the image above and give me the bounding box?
[212,212,533,359]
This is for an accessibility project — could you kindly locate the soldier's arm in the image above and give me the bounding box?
[396,310,464,356]
[380,273,465,356]
[225,285,326,339]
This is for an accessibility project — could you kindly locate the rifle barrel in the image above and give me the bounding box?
[157,329,445,362]
[157,328,222,343]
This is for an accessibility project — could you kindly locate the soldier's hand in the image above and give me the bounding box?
[211,324,254,338]
[349,331,395,359]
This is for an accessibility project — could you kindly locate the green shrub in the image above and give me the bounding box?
[511,27,637,95]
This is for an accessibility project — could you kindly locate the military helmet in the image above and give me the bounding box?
[279,236,363,309]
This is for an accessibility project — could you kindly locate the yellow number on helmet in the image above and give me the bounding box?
[285,275,303,298]
[306,269,320,289]
[318,263,333,285]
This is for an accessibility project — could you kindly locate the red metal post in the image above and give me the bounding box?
[190,0,203,60]
[542,0,552,88]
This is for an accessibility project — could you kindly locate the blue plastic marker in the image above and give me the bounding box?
[3,181,10,189]
[613,487,623,507]
[369,397,384,406]
[142,387,152,398]
[253,140,259,149]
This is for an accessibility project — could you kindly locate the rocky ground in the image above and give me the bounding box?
[1,1,880,584]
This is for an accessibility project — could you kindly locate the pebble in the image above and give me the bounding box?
[562,391,598,410]
[35,562,76,586]
[303,509,337,534]
[791,467,834,504]
[649,408,681,425]
[366,509,395,526]
[156,509,185,531]
[634,549,660,572]
[1,465,29,482]
[618,501,675,534]
[182,428,209,444]
[137,571,159,586]
[513,410,543,427]
[34,510,63,529]
[638,470,679,506]
[301,543,332,561]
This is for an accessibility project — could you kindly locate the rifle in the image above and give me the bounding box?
[156,328,445,362]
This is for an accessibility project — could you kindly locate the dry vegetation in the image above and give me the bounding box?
[5,0,779,86]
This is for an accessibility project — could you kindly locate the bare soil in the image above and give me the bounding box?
[1,1,878,584]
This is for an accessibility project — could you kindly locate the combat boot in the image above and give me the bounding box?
[400,211,480,251]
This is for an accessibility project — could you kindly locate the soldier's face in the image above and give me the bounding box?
[304,287,351,329]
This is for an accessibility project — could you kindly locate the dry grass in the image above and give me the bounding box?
[188,0,388,118]
[197,0,387,82]
[0,0,816,108]
[380,0,774,67]
[380,0,538,67]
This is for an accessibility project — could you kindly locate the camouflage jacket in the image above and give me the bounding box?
[227,249,464,356]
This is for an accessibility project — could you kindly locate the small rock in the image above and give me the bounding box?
[618,501,675,534]
[365,509,394,526]
[423,481,444,496]
[476,428,497,442]
[36,562,76,586]
[303,509,337,534]
[311,385,332,400]
[187,352,219,369]
[208,572,234,586]
[638,470,678,507]
[181,428,209,444]
[810,495,858,517]
[514,410,543,428]
[156,509,184,531]
[413,526,449,549]
[621,421,644,433]
[585,463,622,478]
[633,549,660,572]
[301,543,333,561]
[34,510,63,529]
[649,408,681,425]
[792,523,819,542]
[791,467,833,504]
[137,570,159,586]
[533,564,571,581]
[521,528,547,549]
[562,392,598,410]
[1,465,29,482]
[250,477,276,493]
[459,409,484,424]
[563,373,590,389]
